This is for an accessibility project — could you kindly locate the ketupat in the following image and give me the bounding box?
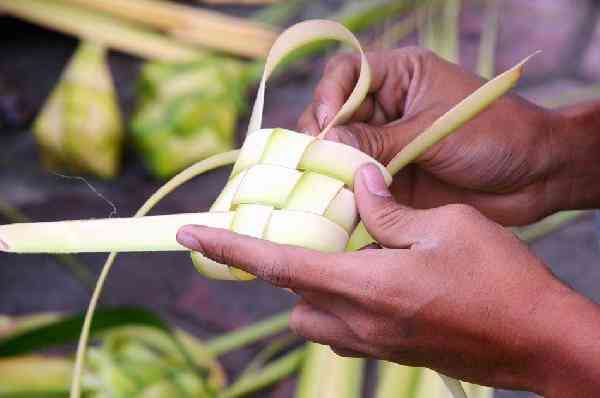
[0,19,532,398]
[33,41,123,179]
[132,57,245,178]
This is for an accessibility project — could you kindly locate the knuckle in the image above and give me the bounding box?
[324,53,357,74]
[440,203,480,221]
[289,308,306,337]
[355,272,387,309]
[209,242,238,266]
[354,124,386,160]
[315,77,352,105]
[297,107,318,134]
[395,46,433,59]
[372,202,411,233]
[365,49,388,59]
[259,251,294,287]
[354,322,381,343]
[391,47,436,78]
[314,80,335,100]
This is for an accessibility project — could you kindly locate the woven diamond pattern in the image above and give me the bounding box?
[213,128,392,231]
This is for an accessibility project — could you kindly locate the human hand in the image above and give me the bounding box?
[177,164,600,397]
[298,48,564,226]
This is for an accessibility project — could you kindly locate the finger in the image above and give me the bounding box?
[313,53,361,130]
[297,100,383,137]
[290,300,361,349]
[354,164,433,248]
[177,225,347,292]
[296,250,415,318]
[303,47,432,138]
[299,96,381,137]
[297,103,320,135]
[298,289,361,321]
[312,51,405,129]
[348,95,376,123]
[324,123,404,164]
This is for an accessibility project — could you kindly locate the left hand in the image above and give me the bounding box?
[176,164,600,396]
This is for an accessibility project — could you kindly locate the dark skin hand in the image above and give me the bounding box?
[177,48,600,396]
[298,47,600,225]
[177,165,600,397]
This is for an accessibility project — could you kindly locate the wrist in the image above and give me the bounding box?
[546,103,600,211]
[528,284,600,397]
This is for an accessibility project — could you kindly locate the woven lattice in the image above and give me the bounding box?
[192,128,391,280]
[188,20,382,279]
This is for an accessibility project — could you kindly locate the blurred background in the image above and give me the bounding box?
[0,0,599,397]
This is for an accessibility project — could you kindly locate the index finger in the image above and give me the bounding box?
[177,225,351,293]
[298,50,409,135]
[297,53,362,134]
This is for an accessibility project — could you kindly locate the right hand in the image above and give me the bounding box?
[178,164,600,397]
[298,47,565,226]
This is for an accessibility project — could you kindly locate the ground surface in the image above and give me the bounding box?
[1,1,599,397]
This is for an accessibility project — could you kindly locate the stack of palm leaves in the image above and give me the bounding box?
[0,0,277,61]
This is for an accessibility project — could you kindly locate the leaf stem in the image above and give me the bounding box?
[206,311,290,357]
[0,197,95,290]
[217,346,305,398]
[238,334,299,378]
[515,211,589,243]
[0,0,203,62]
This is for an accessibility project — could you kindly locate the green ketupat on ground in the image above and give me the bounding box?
[131,57,245,179]
[33,41,123,179]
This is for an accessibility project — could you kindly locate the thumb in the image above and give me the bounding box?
[354,163,429,248]
[324,123,401,164]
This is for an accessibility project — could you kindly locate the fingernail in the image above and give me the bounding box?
[0,239,8,251]
[327,127,360,149]
[316,104,329,129]
[360,164,391,197]
[177,227,201,251]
